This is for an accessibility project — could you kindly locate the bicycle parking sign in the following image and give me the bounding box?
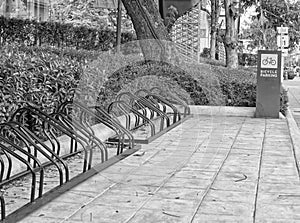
[261,53,278,69]
[256,50,281,118]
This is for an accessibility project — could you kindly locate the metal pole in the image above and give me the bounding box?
[28,0,31,19]
[237,0,241,35]
[116,0,122,53]
[197,1,202,63]
[37,0,40,21]
[280,25,284,81]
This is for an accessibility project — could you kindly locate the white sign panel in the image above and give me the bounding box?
[277,35,289,48]
[261,54,278,69]
[277,27,288,34]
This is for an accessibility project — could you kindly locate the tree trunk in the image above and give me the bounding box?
[210,0,220,60]
[224,0,239,68]
[121,0,169,61]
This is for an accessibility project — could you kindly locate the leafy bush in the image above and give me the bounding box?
[98,60,225,108]
[200,48,211,58]
[0,45,81,124]
[213,66,256,107]
[119,75,192,104]
[16,44,102,63]
[213,65,288,115]
[280,87,288,116]
[0,16,135,50]
[238,53,258,67]
[0,44,289,125]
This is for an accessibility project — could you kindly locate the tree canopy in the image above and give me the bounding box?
[242,0,300,50]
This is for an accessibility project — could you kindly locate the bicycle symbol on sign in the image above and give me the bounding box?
[262,57,277,66]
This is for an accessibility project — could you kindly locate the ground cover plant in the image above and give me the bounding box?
[0,45,81,124]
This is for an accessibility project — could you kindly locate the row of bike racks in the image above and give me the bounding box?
[108,87,190,144]
[0,87,190,221]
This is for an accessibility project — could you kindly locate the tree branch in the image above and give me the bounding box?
[262,9,282,20]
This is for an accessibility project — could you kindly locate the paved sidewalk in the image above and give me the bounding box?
[283,77,300,129]
[19,114,300,223]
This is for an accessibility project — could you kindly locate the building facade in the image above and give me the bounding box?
[0,0,49,21]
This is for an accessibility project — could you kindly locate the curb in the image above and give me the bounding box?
[285,108,300,178]
[190,105,255,117]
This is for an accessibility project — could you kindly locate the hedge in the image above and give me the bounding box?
[212,65,288,115]
[238,53,258,67]
[97,60,224,108]
[0,45,81,124]
[213,66,256,107]
[0,16,135,50]
[0,45,289,127]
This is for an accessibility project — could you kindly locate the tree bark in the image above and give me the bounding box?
[224,0,239,68]
[210,0,220,60]
[121,0,169,61]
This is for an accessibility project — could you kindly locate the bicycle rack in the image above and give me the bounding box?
[117,91,170,130]
[107,88,191,144]
[11,105,104,171]
[0,87,189,221]
[0,101,138,222]
[149,87,191,117]
[108,100,156,136]
[57,100,135,154]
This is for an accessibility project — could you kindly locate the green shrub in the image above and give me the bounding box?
[98,60,225,108]
[238,53,258,67]
[119,75,192,104]
[280,87,288,116]
[212,65,288,116]
[0,16,135,51]
[0,43,289,125]
[200,48,210,58]
[213,66,256,107]
[16,44,101,63]
[0,45,81,123]
[199,57,226,67]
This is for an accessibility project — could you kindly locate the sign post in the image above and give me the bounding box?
[277,26,289,81]
[256,50,282,118]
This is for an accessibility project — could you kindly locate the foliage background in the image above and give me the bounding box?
[0,43,289,125]
[0,16,135,50]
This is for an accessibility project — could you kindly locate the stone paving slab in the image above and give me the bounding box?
[19,114,300,222]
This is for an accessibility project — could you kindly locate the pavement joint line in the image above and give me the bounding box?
[188,118,247,223]
[59,182,118,223]
[59,139,170,222]
[252,119,267,223]
[60,121,206,222]
[123,126,212,222]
